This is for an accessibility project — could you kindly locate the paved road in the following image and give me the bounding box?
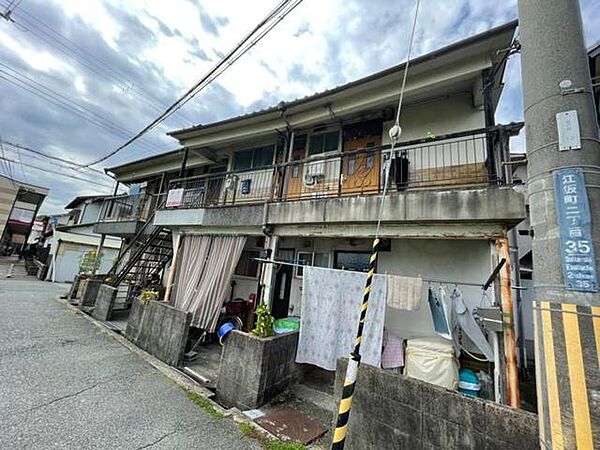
[0,266,260,449]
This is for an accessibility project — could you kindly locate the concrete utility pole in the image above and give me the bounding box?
[518,0,600,448]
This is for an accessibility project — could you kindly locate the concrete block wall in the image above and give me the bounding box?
[125,299,191,367]
[217,330,300,409]
[80,279,103,307]
[92,284,118,321]
[334,359,539,450]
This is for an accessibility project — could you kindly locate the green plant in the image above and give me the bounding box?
[78,250,102,275]
[265,440,306,450]
[139,288,159,305]
[238,423,305,450]
[252,301,275,338]
[239,422,256,438]
[185,391,225,419]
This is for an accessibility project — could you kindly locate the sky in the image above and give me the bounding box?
[0,0,599,214]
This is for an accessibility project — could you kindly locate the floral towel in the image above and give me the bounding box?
[296,266,386,371]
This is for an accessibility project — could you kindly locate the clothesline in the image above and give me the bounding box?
[252,257,496,289]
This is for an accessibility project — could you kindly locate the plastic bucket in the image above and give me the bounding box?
[218,322,237,345]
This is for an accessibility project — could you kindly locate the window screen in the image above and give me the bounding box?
[252,145,275,168]
[308,130,339,156]
[233,149,253,170]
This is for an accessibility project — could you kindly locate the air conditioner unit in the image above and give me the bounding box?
[306,160,325,177]
[303,172,316,186]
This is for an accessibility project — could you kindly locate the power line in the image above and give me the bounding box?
[81,0,304,168]
[0,154,114,188]
[0,139,105,175]
[0,63,162,153]
[0,0,192,127]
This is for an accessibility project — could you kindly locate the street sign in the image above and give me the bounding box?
[554,168,598,292]
[556,110,581,151]
[50,216,58,226]
[165,188,184,208]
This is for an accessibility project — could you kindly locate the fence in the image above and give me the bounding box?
[163,128,508,210]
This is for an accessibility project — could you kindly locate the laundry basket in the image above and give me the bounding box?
[405,337,459,390]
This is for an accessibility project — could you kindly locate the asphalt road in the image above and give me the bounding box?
[0,267,260,449]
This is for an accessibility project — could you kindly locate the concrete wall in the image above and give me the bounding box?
[125,298,191,367]
[217,330,300,409]
[91,284,118,321]
[334,358,539,450]
[156,186,526,231]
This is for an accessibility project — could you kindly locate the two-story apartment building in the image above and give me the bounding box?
[95,21,525,402]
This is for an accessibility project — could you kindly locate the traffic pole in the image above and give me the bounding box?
[332,238,380,450]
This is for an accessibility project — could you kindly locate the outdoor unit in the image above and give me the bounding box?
[303,160,326,186]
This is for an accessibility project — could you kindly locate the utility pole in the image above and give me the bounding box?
[518,0,600,448]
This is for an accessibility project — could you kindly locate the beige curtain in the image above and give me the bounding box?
[173,234,247,331]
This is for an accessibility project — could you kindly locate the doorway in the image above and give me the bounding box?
[271,249,294,319]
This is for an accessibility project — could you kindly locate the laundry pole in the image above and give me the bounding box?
[518,0,600,447]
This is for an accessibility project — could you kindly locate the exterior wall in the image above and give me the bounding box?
[276,237,493,335]
[0,176,18,240]
[382,93,485,144]
[334,358,539,450]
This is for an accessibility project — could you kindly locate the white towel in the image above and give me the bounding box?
[386,275,422,311]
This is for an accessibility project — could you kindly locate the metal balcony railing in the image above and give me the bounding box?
[98,193,158,223]
[163,127,510,210]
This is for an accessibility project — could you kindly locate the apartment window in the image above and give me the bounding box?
[334,251,371,272]
[296,251,329,277]
[308,130,339,156]
[233,145,275,170]
[235,250,260,278]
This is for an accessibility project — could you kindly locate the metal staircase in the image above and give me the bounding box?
[105,210,173,304]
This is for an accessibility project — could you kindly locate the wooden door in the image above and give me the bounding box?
[285,146,306,200]
[341,135,381,196]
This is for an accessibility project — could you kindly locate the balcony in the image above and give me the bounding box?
[165,128,509,209]
[94,193,159,236]
[154,126,526,234]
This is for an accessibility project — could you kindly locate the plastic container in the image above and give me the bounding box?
[458,368,481,397]
[217,322,237,345]
[273,317,300,334]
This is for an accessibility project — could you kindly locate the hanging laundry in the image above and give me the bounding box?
[427,288,452,340]
[386,275,422,311]
[451,288,494,361]
[381,329,404,369]
[296,266,386,371]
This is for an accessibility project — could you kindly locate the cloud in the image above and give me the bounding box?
[0,0,599,215]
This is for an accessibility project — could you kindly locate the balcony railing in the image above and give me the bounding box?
[164,127,509,210]
[98,193,158,223]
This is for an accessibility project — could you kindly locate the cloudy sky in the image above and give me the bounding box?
[0,0,599,214]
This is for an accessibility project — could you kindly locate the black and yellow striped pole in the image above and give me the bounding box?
[332,237,380,450]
